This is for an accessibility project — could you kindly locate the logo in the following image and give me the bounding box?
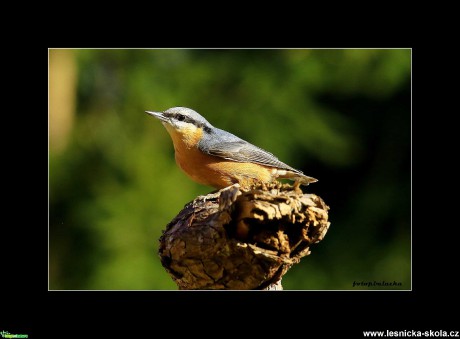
[0,331,28,338]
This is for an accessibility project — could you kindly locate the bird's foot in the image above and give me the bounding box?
[193,184,241,208]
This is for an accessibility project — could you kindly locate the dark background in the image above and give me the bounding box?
[49,49,411,290]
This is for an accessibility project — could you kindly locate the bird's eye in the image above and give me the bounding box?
[176,114,186,122]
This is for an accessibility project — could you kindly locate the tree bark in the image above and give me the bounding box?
[158,182,330,290]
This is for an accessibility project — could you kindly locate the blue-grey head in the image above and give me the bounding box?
[146,107,212,132]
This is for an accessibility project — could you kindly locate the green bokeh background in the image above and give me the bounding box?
[49,49,411,290]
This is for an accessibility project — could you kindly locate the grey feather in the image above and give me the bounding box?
[198,127,303,174]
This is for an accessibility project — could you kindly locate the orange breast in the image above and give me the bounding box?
[166,126,274,189]
[177,150,274,188]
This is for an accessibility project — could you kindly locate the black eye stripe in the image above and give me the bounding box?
[173,114,195,124]
[164,112,188,122]
[163,112,210,132]
[162,112,175,119]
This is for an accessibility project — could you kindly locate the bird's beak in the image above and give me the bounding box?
[145,111,169,123]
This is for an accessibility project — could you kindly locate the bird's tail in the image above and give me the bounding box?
[281,171,318,186]
[297,174,318,186]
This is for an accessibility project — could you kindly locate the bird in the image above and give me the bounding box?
[145,107,317,189]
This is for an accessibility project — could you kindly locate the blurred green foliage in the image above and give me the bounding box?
[49,49,411,290]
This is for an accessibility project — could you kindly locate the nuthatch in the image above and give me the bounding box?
[145,107,317,189]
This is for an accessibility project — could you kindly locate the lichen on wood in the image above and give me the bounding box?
[158,182,330,290]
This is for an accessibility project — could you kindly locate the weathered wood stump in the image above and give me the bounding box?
[158,182,330,290]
